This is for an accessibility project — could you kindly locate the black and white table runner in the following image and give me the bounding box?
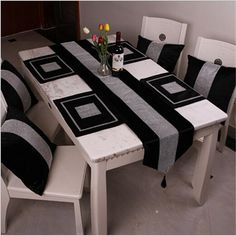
[23,40,198,173]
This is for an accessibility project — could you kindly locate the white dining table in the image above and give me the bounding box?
[19,35,227,234]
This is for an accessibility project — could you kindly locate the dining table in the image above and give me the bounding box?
[18,34,227,235]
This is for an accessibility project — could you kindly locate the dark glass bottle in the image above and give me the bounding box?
[112,32,124,77]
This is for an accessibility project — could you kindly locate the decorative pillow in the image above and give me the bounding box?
[1,60,37,112]
[184,55,236,112]
[1,107,56,195]
[137,35,184,72]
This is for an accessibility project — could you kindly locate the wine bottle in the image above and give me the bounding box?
[112,32,124,77]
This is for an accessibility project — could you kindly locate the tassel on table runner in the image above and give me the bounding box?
[161,174,167,188]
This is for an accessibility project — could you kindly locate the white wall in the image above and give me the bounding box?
[80,1,236,78]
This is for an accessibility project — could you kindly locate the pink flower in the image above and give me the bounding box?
[92,34,97,42]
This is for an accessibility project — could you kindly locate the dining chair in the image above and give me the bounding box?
[140,16,187,76]
[1,93,87,235]
[193,36,236,152]
[1,59,62,143]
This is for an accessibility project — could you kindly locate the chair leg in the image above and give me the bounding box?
[84,166,91,192]
[218,125,228,152]
[74,200,83,235]
[1,178,10,234]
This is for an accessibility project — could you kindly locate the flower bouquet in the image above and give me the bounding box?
[83,23,111,76]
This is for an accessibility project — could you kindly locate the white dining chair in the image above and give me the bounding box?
[194,36,236,152]
[140,16,187,76]
[1,93,87,235]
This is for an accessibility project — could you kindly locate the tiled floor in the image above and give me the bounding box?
[1,31,236,235]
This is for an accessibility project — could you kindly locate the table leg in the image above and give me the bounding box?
[90,161,107,235]
[192,126,218,205]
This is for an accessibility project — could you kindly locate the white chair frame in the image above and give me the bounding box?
[194,36,236,152]
[140,16,187,77]
[1,93,87,234]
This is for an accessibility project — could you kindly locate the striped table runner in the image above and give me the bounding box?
[24,40,198,173]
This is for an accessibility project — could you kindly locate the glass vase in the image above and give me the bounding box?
[97,54,111,76]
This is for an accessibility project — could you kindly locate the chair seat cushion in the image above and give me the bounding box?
[184,55,236,112]
[7,146,87,199]
[1,60,37,112]
[1,107,56,195]
[137,35,184,72]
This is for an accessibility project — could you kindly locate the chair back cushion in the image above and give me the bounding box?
[137,35,184,72]
[184,55,236,112]
[1,107,56,195]
[1,60,36,113]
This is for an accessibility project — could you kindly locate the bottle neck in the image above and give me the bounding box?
[116,31,121,45]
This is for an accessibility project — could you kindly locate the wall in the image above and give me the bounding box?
[80,1,236,78]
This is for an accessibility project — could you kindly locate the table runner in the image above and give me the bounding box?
[23,40,195,173]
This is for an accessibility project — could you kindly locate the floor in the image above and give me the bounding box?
[1,31,236,235]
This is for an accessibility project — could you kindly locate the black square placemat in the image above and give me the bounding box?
[54,91,122,137]
[142,74,204,108]
[24,54,75,83]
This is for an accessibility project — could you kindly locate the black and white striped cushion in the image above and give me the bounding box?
[1,107,56,195]
[1,60,36,112]
[184,55,236,112]
[137,35,184,72]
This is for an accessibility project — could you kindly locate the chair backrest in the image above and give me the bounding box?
[194,37,236,67]
[194,36,236,119]
[140,16,187,76]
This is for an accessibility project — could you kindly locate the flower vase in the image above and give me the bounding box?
[97,54,111,76]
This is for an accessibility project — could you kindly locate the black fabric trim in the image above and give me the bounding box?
[137,35,152,53]
[209,66,236,112]
[50,43,161,170]
[141,73,205,108]
[158,44,184,72]
[24,54,76,84]
[119,69,194,161]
